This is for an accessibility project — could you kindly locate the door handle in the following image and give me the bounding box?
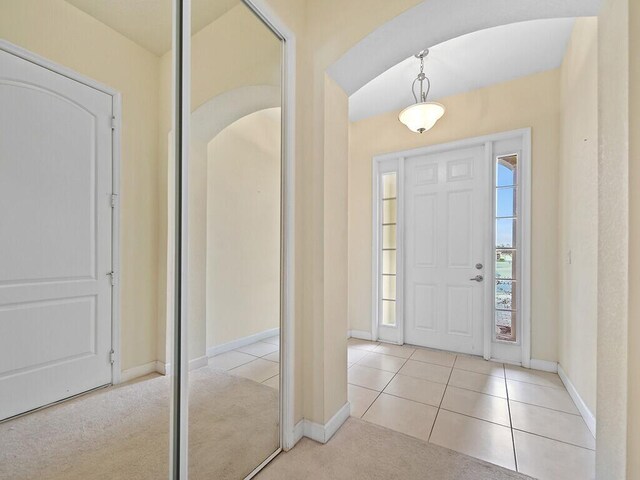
[470,275,484,282]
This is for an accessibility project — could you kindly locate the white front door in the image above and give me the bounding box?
[0,49,114,419]
[404,146,487,355]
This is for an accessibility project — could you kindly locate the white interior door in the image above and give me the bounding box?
[0,49,114,420]
[404,146,487,355]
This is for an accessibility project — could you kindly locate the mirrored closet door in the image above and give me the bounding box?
[187,1,283,478]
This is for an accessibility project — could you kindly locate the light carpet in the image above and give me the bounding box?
[258,417,533,480]
[0,367,279,480]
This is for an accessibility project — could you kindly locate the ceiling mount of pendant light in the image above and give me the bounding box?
[398,49,445,134]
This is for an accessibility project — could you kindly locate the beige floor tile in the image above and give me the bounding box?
[383,374,446,407]
[441,386,510,426]
[358,352,407,373]
[262,374,280,391]
[505,365,564,389]
[410,348,456,367]
[514,430,595,480]
[448,369,507,398]
[235,341,279,357]
[398,360,451,384]
[510,401,595,449]
[347,338,380,351]
[430,410,515,470]
[229,358,280,383]
[454,355,505,378]
[348,347,369,364]
[362,393,438,441]
[373,343,416,359]
[348,384,379,418]
[348,365,395,391]
[507,380,578,414]
[262,335,280,346]
[208,351,256,371]
[262,351,280,363]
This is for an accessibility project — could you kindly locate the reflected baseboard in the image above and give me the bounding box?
[206,328,280,358]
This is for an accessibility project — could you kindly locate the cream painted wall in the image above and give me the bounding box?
[558,17,598,415]
[322,75,349,422]
[205,108,281,349]
[348,70,561,362]
[0,0,161,371]
[596,0,634,477]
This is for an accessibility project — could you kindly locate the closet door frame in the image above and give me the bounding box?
[170,0,297,477]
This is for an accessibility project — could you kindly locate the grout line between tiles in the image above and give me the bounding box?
[437,407,511,429]
[511,427,596,451]
[359,356,410,419]
[504,363,519,472]
[427,354,456,443]
[507,397,581,417]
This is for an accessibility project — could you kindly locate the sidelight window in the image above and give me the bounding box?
[495,154,518,342]
[381,172,398,326]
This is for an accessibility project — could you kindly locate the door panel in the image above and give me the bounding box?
[0,49,113,419]
[405,146,486,354]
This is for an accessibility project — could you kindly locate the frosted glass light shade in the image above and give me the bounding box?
[398,102,445,133]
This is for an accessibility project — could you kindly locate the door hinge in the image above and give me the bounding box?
[111,116,117,130]
[107,271,117,286]
[110,193,118,208]
[110,349,116,365]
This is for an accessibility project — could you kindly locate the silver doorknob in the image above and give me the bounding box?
[470,275,484,282]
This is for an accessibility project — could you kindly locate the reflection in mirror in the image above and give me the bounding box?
[0,1,173,478]
[188,1,283,478]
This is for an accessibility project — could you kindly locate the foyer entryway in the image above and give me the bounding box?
[347,338,595,479]
[372,130,530,365]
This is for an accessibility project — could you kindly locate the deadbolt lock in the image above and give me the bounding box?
[475,263,483,270]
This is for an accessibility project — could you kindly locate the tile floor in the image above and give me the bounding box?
[347,338,595,480]
[209,335,280,390]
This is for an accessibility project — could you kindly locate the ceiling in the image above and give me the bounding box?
[65,0,239,56]
[349,17,577,122]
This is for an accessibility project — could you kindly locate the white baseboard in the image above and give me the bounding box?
[303,402,350,444]
[558,364,596,437]
[347,330,372,341]
[206,327,280,357]
[120,361,159,383]
[530,358,558,373]
[293,419,304,446]
[157,356,209,376]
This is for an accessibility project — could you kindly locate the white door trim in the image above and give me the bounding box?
[243,0,297,453]
[372,128,531,367]
[0,40,122,384]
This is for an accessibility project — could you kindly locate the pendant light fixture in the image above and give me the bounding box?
[398,49,445,133]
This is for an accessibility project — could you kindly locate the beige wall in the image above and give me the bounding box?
[348,70,561,362]
[596,0,635,477]
[206,108,281,349]
[558,18,598,415]
[0,0,161,371]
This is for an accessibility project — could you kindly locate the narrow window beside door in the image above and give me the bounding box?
[495,154,518,342]
[381,173,397,326]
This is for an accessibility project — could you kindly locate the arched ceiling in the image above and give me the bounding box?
[349,17,578,122]
[328,0,602,96]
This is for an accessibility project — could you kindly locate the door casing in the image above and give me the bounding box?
[372,128,531,366]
